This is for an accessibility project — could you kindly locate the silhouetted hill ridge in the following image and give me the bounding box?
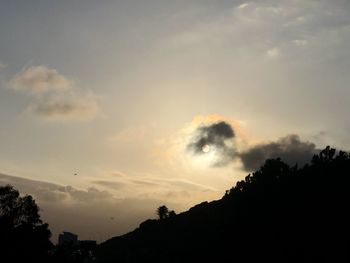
[95,147,350,263]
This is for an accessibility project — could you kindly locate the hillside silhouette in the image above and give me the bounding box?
[95,146,350,263]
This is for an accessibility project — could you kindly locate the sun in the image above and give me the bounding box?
[202,144,210,153]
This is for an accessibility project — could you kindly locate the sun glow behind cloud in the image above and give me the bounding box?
[166,114,246,172]
[191,144,221,168]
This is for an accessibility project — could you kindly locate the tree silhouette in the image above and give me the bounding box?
[156,205,169,220]
[168,210,176,218]
[0,185,52,262]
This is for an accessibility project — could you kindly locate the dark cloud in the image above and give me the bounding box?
[32,101,76,116]
[187,121,236,166]
[28,94,99,121]
[238,134,318,171]
[186,121,319,171]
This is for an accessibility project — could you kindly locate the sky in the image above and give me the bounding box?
[1,0,350,242]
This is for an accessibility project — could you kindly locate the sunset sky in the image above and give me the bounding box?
[1,0,350,242]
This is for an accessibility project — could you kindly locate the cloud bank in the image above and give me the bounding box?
[0,173,172,242]
[0,171,219,242]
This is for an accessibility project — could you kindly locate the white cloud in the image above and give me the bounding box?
[293,39,308,47]
[237,3,249,9]
[266,47,281,58]
[9,65,72,94]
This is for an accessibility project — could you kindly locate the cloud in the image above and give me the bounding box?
[237,3,249,9]
[169,115,247,170]
[161,0,350,65]
[91,180,125,190]
[64,186,113,202]
[0,173,69,203]
[28,91,99,121]
[9,65,72,94]
[186,121,236,166]
[238,134,318,171]
[91,173,217,193]
[131,179,160,187]
[184,117,319,172]
[0,173,112,203]
[7,65,100,122]
[88,170,219,209]
[160,178,217,191]
[293,39,308,47]
[266,47,281,58]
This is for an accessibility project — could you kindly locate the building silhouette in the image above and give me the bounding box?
[58,232,78,245]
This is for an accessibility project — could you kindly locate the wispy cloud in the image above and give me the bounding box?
[237,3,249,10]
[90,172,218,194]
[91,180,125,190]
[160,0,350,63]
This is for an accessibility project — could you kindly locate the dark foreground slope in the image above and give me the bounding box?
[95,147,350,263]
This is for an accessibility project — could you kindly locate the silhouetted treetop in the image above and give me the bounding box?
[224,146,349,198]
[156,205,169,220]
[0,185,52,262]
[0,185,42,227]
